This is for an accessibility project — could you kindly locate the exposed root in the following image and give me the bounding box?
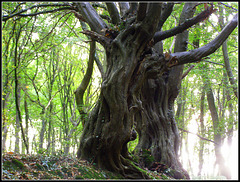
[120,156,150,179]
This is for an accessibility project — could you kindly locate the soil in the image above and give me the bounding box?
[2,152,173,180]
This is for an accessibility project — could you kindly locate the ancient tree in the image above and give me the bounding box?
[2,2,237,179]
[73,2,237,179]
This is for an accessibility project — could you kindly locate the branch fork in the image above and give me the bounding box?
[80,30,111,47]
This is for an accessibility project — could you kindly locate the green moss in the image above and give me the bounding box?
[3,159,26,171]
[3,160,14,170]
[78,166,96,179]
[12,159,24,169]
[77,165,123,179]
[126,159,153,179]
[3,154,136,180]
[141,149,154,167]
[130,152,140,164]
[75,175,84,179]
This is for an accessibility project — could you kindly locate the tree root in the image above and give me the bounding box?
[119,156,150,179]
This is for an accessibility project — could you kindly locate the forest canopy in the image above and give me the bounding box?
[2,2,238,180]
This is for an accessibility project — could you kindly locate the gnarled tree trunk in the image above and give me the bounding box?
[75,2,237,179]
[77,4,165,178]
[133,77,189,179]
[133,3,197,179]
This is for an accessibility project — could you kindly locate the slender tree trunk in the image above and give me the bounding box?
[32,135,36,154]
[23,90,29,154]
[64,138,70,155]
[219,6,238,99]
[39,112,46,152]
[15,97,20,153]
[75,40,95,126]
[226,92,234,147]
[198,86,205,176]
[14,62,21,154]
[52,127,55,155]
[14,24,29,154]
[205,73,231,179]
[47,103,53,154]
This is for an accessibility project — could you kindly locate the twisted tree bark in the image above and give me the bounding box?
[75,2,237,179]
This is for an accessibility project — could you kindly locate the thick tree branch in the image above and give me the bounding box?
[91,2,107,10]
[171,13,238,65]
[71,10,86,22]
[153,3,173,54]
[153,5,216,44]
[80,30,111,47]
[74,2,108,34]
[158,3,174,30]
[118,2,130,16]
[129,3,138,14]
[106,2,120,25]
[140,3,162,37]
[144,3,162,23]
[168,3,196,106]
[136,3,147,22]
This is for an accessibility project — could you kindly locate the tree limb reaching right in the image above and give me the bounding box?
[153,4,216,44]
[171,13,238,65]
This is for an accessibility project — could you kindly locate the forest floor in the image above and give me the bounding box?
[2,152,173,180]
